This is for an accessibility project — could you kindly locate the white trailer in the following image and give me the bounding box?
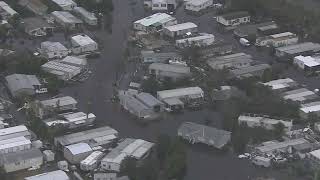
[80,151,104,171]
[252,156,271,167]
[239,38,250,46]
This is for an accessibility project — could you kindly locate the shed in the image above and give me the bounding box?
[24,170,69,180]
[0,148,43,173]
[64,142,93,164]
[178,122,231,149]
[5,74,41,97]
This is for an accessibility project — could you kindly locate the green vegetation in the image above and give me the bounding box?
[141,76,192,96]
[227,0,320,41]
[120,135,187,180]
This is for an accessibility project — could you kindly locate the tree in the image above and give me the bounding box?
[156,134,171,166]
[120,157,138,180]
[314,169,320,180]
[164,138,187,180]
[141,76,161,96]
[273,122,285,139]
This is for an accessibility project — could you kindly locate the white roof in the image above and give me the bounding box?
[51,11,82,24]
[300,101,320,113]
[71,34,97,47]
[61,56,87,66]
[262,78,296,90]
[65,142,92,155]
[165,22,197,32]
[41,41,68,53]
[102,138,154,164]
[270,32,295,39]
[149,63,190,74]
[186,0,212,6]
[25,170,69,180]
[73,7,97,21]
[0,125,28,137]
[40,96,77,107]
[294,55,320,67]
[62,112,95,122]
[80,151,104,166]
[51,0,76,7]
[238,115,292,128]
[0,1,18,16]
[176,33,214,43]
[0,136,31,151]
[310,149,320,160]
[42,61,82,73]
[283,88,317,101]
[157,87,204,100]
[134,13,175,27]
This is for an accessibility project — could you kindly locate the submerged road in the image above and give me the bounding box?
[59,1,302,180]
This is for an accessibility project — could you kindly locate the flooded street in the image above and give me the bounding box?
[58,0,301,179]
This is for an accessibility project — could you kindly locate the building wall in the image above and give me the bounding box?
[217,16,250,26]
[163,26,198,38]
[101,161,121,172]
[176,36,215,48]
[3,156,43,173]
[64,148,92,164]
[0,143,31,154]
[41,49,69,59]
[149,68,190,81]
[11,88,35,98]
[185,0,213,12]
[0,132,31,141]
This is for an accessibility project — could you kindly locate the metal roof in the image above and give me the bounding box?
[262,78,297,90]
[65,142,92,155]
[230,64,270,77]
[256,138,308,153]
[134,13,175,27]
[71,34,97,47]
[219,11,250,20]
[178,122,231,149]
[276,42,320,55]
[310,149,320,160]
[282,88,318,102]
[51,11,82,24]
[25,170,69,180]
[51,0,76,7]
[176,33,214,43]
[269,32,295,39]
[164,22,197,32]
[0,125,29,137]
[300,101,320,113]
[42,60,82,74]
[0,1,18,16]
[157,87,204,100]
[149,63,191,74]
[5,74,40,94]
[0,136,31,151]
[186,0,212,6]
[102,138,154,164]
[40,96,77,108]
[135,92,164,108]
[22,17,53,32]
[73,7,97,21]
[207,53,253,69]
[0,148,42,165]
[61,56,87,66]
[294,55,320,67]
[80,151,104,166]
[55,126,118,146]
[40,41,68,52]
